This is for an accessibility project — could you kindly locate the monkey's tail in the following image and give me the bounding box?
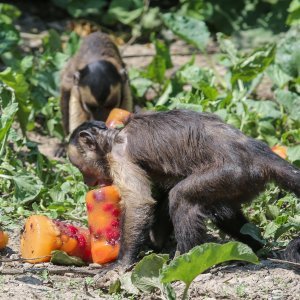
[267,153,300,197]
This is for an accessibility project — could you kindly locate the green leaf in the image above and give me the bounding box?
[108,0,143,25]
[109,279,121,294]
[0,23,20,55]
[240,223,266,244]
[287,144,300,163]
[160,242,259,286]
[244,99,281,119]
[275,90,300,121]
[179,65,214,89]
[286,0,300,26]
[266,205,280,219]
[130,77,153,98]
[217,33,239,65]
[231,44,276,83]
[0,4,21,24]
[119,273,139,295]
[266,65,292,88]
[0,85,18,144]
[51,250,86,267]
[276,28,300,78]
[0,68,30,135]
[145,37,172,84]
[52,0,107,18]
[0,171,44,204]
[131,253,169,293]
[263,221,279,239]
[162,13,210,51]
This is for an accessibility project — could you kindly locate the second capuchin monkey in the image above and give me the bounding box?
[60,31,133,136]
[68,110,300,269]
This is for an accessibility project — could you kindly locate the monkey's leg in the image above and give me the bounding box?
[168,168,253,253]
[109,153,157,266]
[149,198,173,251]
[210,203,262,252]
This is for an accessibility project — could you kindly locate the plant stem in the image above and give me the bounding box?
[182,283,190,300]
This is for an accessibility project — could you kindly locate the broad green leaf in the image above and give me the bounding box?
[276,28,300,78]
[274,224,294,241]
[0,85,18,143]
[145,37,172,84]
[162,13,210,51]
[287,144,300,163]
[286,0,300,26]
[109,279,121,294]
[0,4,21,24]
[108,0,143,25]
[130,78,153,98]
[244,99,281,119]
[217,33,239,65]
[160,242,259,286]
[51,250,86,267]
[240,223,266,244]
[266,205,280,219]
[141,7,162,30]
[275,90,300,121]
[119,273,139,295]
[0,23,20,55]
[0,68,30,134]
[152,37,173,69]
[52,0,106,18]
[231,44,276,83]
[179,65,214,88]
[131,253,169,293]
[266,65,292,88]
[0,172,43,204]
[263,221,279,239]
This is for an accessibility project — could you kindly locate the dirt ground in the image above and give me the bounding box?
[1,5,299,300]
[1,226,300,299]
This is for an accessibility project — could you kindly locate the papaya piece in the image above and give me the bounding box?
[105,108,131,128]
[271,145,287,159]
[53,221,92,262]
[20,215,92,264]
[21,215,62,263]
[85,186,121,264]
[91,237,120,264]
[0,230,8,250]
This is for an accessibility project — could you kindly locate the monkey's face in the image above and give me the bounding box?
[79,83,122,121]
[68,122,113,187]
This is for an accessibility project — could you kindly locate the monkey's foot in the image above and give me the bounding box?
[93,263,124,290]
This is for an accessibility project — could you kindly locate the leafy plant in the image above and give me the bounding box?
[117,242,258,299]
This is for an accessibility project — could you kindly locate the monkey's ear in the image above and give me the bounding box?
[119,68,128,82]
[78,130,96,150]
[73,71,80,85]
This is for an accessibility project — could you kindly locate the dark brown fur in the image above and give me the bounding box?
[68,110,300,267]
[61,31,132,136]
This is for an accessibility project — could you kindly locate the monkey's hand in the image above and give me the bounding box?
[93,262,125,289]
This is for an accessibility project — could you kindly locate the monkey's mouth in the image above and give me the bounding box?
[96,179,112,187]
[84,177,112,187]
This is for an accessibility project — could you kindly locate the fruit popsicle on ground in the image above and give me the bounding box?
[85,186,121,264]
[105,108,131,128]
[20,215,91,263]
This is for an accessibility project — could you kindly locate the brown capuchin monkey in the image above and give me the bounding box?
[67,110,300,271]
[60,31,133,136]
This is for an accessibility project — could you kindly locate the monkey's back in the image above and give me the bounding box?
[125,110,271,178]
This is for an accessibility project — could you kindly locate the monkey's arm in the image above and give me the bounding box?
[108,143,156,266]
[68,86,90,134]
